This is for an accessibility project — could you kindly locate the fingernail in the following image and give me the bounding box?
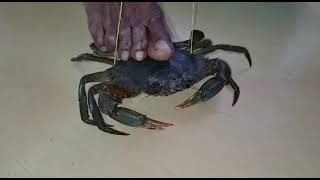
[135,51,145,61]
[100,46,107,52]
[121,51,129,61]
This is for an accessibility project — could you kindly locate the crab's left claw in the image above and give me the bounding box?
[176,91,204,109]
[177,78,240,109]
[177,78,226,109]
[177,59,241,109]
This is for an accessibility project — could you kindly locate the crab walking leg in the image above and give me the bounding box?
[229,77,240,107]
[174,30,205,48]
[87,83,129,135]
[175,39,212,53]
[194,44,252,67]
[71,53,115,65]
[77,71,111,126]
[177,58,240,108]
[87,84,173,135]
[184,39,213,52]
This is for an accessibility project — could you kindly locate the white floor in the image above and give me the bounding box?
[0,2,320,178]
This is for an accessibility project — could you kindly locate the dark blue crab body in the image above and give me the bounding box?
[108,48,209,96]
[71,30,252,135]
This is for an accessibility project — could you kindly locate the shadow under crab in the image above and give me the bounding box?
[71,30,252,135]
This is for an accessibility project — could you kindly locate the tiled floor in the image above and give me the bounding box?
[0,2,319,177]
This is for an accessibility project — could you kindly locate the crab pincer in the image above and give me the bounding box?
[109,107,174,131]
[177,59,240,108]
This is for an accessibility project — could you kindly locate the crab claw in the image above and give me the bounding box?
[109,107,174,130]
[144,117,174,129]
[176,68,228,109]
[177,76,241,109]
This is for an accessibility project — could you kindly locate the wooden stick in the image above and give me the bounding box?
[190,2,197,54]
[114,2,124,65]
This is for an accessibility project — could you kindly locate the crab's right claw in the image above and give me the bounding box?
[174,30,205,49]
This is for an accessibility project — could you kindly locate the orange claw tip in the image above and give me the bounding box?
[176,105,183,109]
[176,101,190,109]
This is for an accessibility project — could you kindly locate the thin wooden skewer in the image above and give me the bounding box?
[190,2,197,54]
[114,2,124,65]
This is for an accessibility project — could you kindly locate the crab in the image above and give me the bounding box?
[71,30,252,135]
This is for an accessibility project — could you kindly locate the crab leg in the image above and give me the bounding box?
[194,44,252,67]
[70,42,118,64]
[177,58,240,108]
[174,30,205,48]
[87,83,173,135]
[77,71,111,126]
[71,53,115,65]
[185,39,213,52]
[87,82,129,135]
[175,39,212,53]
